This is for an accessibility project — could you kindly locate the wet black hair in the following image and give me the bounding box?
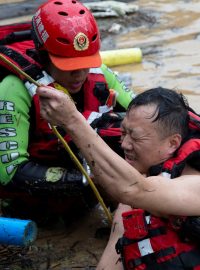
[127,87,189,140]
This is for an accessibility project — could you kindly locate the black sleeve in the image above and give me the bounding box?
[114,102,127,112]
[7,160,83,194]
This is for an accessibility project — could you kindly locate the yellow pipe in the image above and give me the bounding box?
[52,126,113,224]
[100,47,142,67]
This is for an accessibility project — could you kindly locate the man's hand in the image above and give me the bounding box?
[36,86,78,128]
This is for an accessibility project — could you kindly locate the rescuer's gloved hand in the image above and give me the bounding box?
[45,167,81,184]
[44,167,84,195]
[9,161,84,195]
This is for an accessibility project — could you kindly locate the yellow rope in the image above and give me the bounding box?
[0,53,113,224]
[52,126,112,223]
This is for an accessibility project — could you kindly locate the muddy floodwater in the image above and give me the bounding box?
[0,0,200,269]
[113,0,200,112]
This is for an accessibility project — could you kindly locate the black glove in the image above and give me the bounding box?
[8,161,84,195]
[90,112,125,129]
[91,112,125,157]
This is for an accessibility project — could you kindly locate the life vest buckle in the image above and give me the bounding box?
[106,89,117,108]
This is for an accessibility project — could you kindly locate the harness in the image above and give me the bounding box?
[147,110,200,178]
[116,109,200,270]
[28,71,119,162]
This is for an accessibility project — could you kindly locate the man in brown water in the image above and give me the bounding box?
[37,86,200,269]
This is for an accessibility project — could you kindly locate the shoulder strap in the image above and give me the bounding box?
[0,22,32,44]
[162,108,200,178]
[0,22,43,80]
[0,45,43,80]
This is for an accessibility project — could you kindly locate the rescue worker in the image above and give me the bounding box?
[0,0,134,224]
[37,86,200,269]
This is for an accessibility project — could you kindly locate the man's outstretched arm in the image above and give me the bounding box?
[36,86,200,216]
[36,87,140,201]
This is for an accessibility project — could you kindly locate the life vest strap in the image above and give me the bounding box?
[0,29,32,45]
[116,226,166,257]
[0,46,43,80]
[126,248,200,270]
[128,246,175,269]
[147,249,200,270]
[0,46,30,68]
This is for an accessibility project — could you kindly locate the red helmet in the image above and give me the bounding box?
[32,0,102,70]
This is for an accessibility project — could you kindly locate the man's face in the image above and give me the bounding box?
[121,104,172,174]
[49,63,89,94]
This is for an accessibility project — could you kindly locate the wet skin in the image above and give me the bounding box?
[120,104,180,174]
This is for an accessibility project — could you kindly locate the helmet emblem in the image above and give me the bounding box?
[73,32,89,51]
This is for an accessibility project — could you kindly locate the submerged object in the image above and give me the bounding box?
[100,48,142,67]
[0,217,37,246]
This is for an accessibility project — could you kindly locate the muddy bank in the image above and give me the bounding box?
[0,0,136,21]
[0,206,109,270]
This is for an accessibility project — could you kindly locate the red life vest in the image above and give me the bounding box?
[0,23,122,163]
[161,110,200,178]
[116,209,200,270]
[28,70,113,162]
[116,109,200,270]
[148,109,200,178]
